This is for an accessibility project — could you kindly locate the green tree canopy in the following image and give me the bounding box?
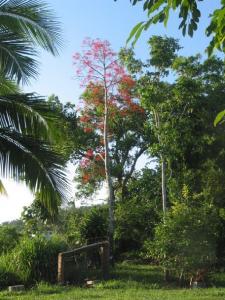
[116,0,225,55]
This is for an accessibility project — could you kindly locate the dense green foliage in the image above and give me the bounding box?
[118,36,225,276]
[116,0,225,55]
[0,235,67,287]
[115,168,160,257]
[0,225,20,255]
[79,206,108,244]
[148,202,218,278]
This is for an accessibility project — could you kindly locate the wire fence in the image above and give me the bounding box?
[58,241,109,284]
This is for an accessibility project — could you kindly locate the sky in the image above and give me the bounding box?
[0,0,221,223]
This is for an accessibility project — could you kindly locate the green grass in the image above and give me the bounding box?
[0,264,225,300]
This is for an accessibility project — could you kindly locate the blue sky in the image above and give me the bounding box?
[0,0,221,223]
[24,0,220,103]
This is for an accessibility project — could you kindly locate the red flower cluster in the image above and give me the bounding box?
[80,115,91,123]
[82,173,90,183]
[83,127,92,133]
[73,38,125,88]
[86,149,94,158]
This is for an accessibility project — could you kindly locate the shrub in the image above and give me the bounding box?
[114,168,161,257]
[79,205,108,244]
[115,197,158,256]
[0,234,68,286]
[62,207,84,247]
[147,202,218,281]
[0,253,21,288]
[0,225,20,254]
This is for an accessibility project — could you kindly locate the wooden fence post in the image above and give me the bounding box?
[58,253,64,284]
[101,242,109,279]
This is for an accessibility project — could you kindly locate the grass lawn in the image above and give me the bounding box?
[0,264,225,300]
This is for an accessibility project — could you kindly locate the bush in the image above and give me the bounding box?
[114,168,160,257]
[0,234,68,286]
[61,207,84,247]
[0,225,20,254]
[0,253,21,288]
[147,202,218,281]
[115,197,158,256]
[79,205,108,244]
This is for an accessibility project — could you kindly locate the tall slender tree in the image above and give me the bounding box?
[73,38,146,255]
[120,36,180,216]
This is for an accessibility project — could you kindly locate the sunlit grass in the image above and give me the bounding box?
[0,264,225,300]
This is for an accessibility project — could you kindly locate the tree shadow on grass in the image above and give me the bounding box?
[106,264,170,289]
[109,264,225,290]
[209,272,225,288]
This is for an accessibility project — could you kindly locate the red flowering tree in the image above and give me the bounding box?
[73,38,148,255]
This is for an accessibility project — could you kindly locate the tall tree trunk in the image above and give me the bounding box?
[103,82,115,263]
[161,155,167,215]
[161,156,169,281]
[153,110,167,215]
[156,112,168,281]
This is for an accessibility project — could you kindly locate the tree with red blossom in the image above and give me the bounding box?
[76,79,148,197]
[73,38,149,257]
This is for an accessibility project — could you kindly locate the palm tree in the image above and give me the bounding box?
[0,0,70,214]
[0,93,70,213]
[0,0,62,84]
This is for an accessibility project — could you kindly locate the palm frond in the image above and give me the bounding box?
[0,0,62,83]
[0,28,38,83]
[0,0,62,53]
[0,73,19,95]
[0,128,70,214]
[0,93,49,138]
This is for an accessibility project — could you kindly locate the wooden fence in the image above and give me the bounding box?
[58,241,109,284]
